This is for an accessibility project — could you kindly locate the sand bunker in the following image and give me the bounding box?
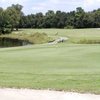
[0,88,100,100]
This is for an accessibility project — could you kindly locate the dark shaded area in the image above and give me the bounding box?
[0,37,32,47]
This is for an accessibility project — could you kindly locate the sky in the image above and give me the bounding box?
[0,0,100,15]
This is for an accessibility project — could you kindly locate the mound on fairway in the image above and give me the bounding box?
[0,32,53,44]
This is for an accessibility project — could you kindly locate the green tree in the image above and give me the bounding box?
[0,8,11,34]
[93,9,100,27]
[6,4,23,31]
[74,7,85,28]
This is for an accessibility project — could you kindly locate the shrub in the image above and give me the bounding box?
[4,28,12,34]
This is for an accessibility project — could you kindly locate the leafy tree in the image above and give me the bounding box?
[82,13,94,28]
[65,11,75,28]
[74,7,85,28]
[93,9,100,27]
[0,8,11,34]
[6,4,23,31]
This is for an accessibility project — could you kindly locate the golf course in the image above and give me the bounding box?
[0,28,100,94]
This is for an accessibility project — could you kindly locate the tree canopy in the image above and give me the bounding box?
[0,4,100,34]
[19,7,100,29]
[0,4,23,34]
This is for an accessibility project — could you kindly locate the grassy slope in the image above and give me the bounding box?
[0,29,100,94]
[19,28,100,41]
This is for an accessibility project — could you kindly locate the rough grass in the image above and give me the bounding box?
[0,29,100,94]
[0,32,52,44]
[3,28,100,44]
[15,28,100,41]
[76,39,100,44]
[16,28,100,43]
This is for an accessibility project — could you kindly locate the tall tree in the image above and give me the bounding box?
[93,9,100,27]
[6,4,23,31]
[0,8,11,34]
[74,7,85,28]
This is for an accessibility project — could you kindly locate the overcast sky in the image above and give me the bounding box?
[0,0,100,15]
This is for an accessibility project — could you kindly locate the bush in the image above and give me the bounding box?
[0,28,12,34]
[4,28,12,34]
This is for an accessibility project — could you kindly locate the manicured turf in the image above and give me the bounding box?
[0,29,100,94]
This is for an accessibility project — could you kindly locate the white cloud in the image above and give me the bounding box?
[0,0,28,13]
[0,0,28,8]
[83,0,100,10]
[0,0,28,3]
[31,0,83,14]
[0,0,100,14]
[84,0,94,5]
[84,0,100,5]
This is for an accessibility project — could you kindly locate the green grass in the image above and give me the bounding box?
[0,29,100,94]
[17,28,100,41]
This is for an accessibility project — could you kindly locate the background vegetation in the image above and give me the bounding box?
[0,4,100,34]
[19,7,100,29]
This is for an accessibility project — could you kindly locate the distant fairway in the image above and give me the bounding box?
[0,29,100,94]
[19,28,100,41]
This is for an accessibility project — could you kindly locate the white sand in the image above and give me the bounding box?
[0,88,100,100]
[48,37,69,45]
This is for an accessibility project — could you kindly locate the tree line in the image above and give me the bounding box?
[0,4,100,34]
[19,7,100,29]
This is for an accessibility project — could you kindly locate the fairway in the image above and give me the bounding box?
[0,29,100,94]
